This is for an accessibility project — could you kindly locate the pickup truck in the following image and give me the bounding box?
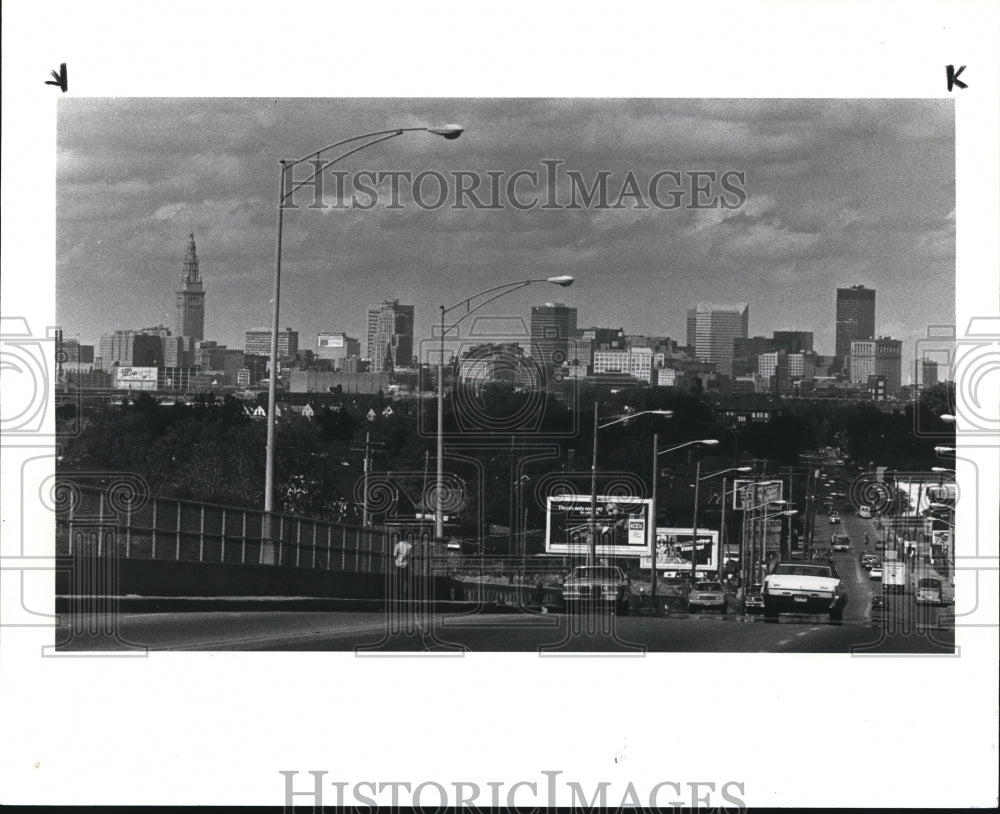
[882,561,906,593]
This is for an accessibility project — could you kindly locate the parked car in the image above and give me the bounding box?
[562,565,631,614]
[869,565,883,581]
[744,584,765,614]
[861,554,879,570]
[762,562,848,621]
[829,512,841,524]
[832,533,851,552]
[858,505,872,519]
[659,576,691,601]
[686,581,728,614]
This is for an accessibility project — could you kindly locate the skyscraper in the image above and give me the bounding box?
[530,302,578,370]
[835,285,876,371]
[175,233,205,341]
[367,300,415,372]
[849,337,902,396]
[689,303,749,377]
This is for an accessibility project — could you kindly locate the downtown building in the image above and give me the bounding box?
[366,300,415,372]
[317,331,362,369]
[835,285,876,374]
[530,302,578,371]
[849,337,902,397]
[176,233,206,341]
[245,327,299,360]
[686,302,749,377]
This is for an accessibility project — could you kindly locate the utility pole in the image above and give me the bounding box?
[350,431,385,526]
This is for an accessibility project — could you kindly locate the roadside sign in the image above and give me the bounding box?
[639,527,718,572]
[733,480,783,510]
[545,495,653,556]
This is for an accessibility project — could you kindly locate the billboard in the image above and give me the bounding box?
[545,495,652,556]
[114,366,158,391]
[733,479,783,510]
[639,527,719,574]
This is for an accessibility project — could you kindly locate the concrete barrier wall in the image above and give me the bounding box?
[55,556,458,600]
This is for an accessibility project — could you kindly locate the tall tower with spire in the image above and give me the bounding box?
[175,233,205,341]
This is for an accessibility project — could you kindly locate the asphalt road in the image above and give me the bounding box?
[55,510,954,654]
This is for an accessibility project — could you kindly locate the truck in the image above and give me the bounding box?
[883,560,907,593]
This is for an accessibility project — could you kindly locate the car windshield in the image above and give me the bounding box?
[694,582,723,591]
[772,565,833,578]
[918,578,941,589]
[569,567,622,580]
[748,584,763,594]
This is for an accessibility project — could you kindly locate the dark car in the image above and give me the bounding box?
[745,584,765,614]
[562,565,631,615]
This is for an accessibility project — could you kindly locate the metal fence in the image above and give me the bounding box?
[54,483,425,577]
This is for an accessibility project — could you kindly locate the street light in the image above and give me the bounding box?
[689,462,751,582]
[934,446,955,454]
[590,408,673,567]
[437,274,574,540]
[649,439,716,600]
[742,498,786,591]
[264,124,464,550]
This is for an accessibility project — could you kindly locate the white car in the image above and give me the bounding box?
[763,562,848,621]
[869,565,883,581]
[562,566,631,615]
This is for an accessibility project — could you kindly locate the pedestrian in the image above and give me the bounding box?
[393,536,413,601]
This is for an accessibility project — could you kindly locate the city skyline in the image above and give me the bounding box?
[57,99,954,381]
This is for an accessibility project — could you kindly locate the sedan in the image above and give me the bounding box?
[869,565,884,581]
[832,534,851,552]
[744,584,764,614]
[562,565,631,615]
[686,581,728,614]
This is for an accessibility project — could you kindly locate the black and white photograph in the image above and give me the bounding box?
[2,1,998,809]
[51,95,960,655]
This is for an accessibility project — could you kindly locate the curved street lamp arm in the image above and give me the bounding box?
[657,439,714,456]
[280,131,404,204]
[441,280,544,335]
[288,126,433,168]
[598,410,672,430]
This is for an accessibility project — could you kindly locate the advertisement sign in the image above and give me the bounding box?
[639,527,718,573]
[545,495,652,556]
[733,479,783,510]
[114,366,158,390]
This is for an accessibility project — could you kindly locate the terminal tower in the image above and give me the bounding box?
[175,233,205,341]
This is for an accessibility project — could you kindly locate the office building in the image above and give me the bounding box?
[772,330,814,354]
[732,336,777,378]
[850,337,902,396]
[175,233,206,341]
[457,343,538,388]
[835,285,876,371]
[367,300,414,372]
[687,302,749,377]
[530,302,578,370]
[921,358,939,388]
[317,332,362,368]
[58,339,94,364]
[98,330,164,368]
[592,347,658,383]
[245,328,299,360]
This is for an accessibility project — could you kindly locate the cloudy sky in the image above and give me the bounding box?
[57,98,954,378]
